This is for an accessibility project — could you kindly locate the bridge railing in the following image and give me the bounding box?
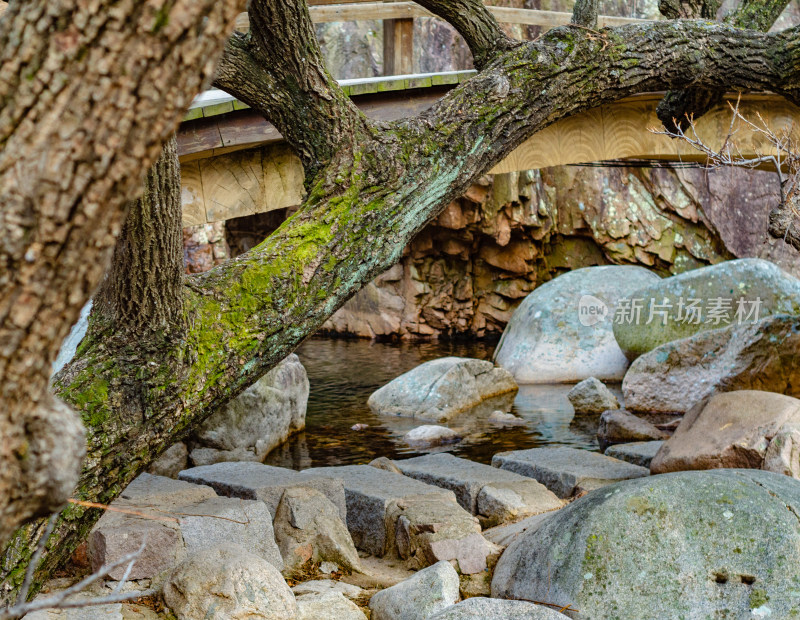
[234,1,646,76]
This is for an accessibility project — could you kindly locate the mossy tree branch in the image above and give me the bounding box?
[657,0,790,131]
[571,0,599,28]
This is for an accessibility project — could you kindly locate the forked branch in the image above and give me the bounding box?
[651,97,800,249]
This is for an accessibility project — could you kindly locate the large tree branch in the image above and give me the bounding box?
[657,0,790,131]
[412,0,519,68]
[213,0,371,179]
[571,0,599,28]
[0,0,244,551]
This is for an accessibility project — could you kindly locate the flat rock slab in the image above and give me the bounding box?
[395,453,562,523]
[605,441,665,468]
[120,472,217,506]
[179,461,346,521]
[302,465,457,556]
[492,447,649,498]
[429,597,570,619]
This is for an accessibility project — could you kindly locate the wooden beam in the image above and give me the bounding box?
[233,4,647,28]
[383,18,414,76]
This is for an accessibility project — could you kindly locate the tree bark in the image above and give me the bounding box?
[657,0,790,131]
[5,0,800,599]
[93,136,185,338]
[0,0,243,595]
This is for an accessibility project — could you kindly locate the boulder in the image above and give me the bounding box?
[88,474,217,580]
[428,597,570,619]
[613,258,800,359]
[763,422,800,478]
[566,377,619,414]
[164,545,297,620]
[148,442,189,478]
[597,410,669,450]
[395,453,562,525]
[301,465,457,556]
[177,496,284,571]
[304,465,494,572]
[273,487,361,575]
[369,561,460,620]
[492,447,649,498]
[179,462,346,521]
[493,265,660,383]
[622,314,800,414]
[403,425,461,446]
[369,456,403,474]
[650,391,800,474]
[367,357,518,423]
[191,354,309,462]
[487,411,525,425]
[88,474,285,579]
[604,441,665,468]
[296,591,367,620]
[492,469,800,617]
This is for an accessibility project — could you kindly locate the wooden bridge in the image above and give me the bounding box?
[178,1,800,226]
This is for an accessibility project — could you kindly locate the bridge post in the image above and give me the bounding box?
[383,17,414,75]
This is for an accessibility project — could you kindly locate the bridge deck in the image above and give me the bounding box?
[179,72,800,226]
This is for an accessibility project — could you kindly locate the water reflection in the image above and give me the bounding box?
[265,337,608,470]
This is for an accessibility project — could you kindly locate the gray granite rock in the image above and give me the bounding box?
[368,357,518,423]
[492,469,800,618]
[179,462,346,521]
[764,422,800,478]
[164,544,297,620]
[403,425,461,446]
[88,473,217,580]
[494,266,661,383]
[482,512,557,548]
[273,486,360,575]
[395,453,562,524]
[597,409,669,450]
[567,377,619,414]
[604,441,664,468]
[148,442,189,478]
[369,561,460,620]
[193,354,309,462]
[296,591,367,620]
[429,598,570,619]
[492,447,649,498]
[302,465,456,556]
[178,496,284,571]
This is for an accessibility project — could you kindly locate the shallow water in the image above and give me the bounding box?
[265,337,609,469]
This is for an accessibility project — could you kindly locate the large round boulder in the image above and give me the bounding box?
[613,258,800,359]
[492,469,800,617]
[493,265,660,383]
[367,357,517,422]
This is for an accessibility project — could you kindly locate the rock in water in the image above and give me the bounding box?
[597,410,668,451]
[368,357,518,422]
[192,354,309,463]
[613,258,800,359]
[650,391,800,474]
[403,425,461,446]
[493,266,660,383]
[622,314,800,414]
[567,377,620,414]
[164,544,297,620]
[428,597,570,619]
[369,561,460,620]
[273,486,361,576]
[492,469,800,617]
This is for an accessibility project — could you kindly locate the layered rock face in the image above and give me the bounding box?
[317,165,800,340]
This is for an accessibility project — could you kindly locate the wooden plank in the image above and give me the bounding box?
[262,144,306,215]
[199,149,264,223]
[383,17,414,76]
[180,161,206,227]
[234,4,646,28]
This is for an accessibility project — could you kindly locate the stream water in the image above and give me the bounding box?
[264,338,613,469]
